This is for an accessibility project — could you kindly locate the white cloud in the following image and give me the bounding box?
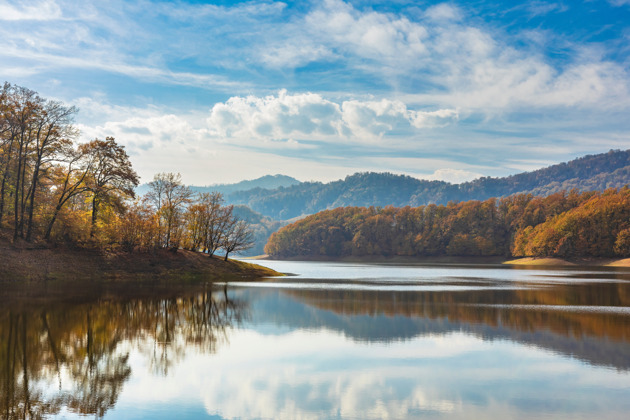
[207,90,343,141]
[2,0,627,118]
[410,108,460,128]
[260,44,334,69]
[253,0,629,115]
[424,3,462,21]
[424,168,484,184]
[71,101,366,185]
[1,46,241,90]
[0,0,62,21]
[297,0,429,70]
[79,114,207,151]
[519,2,569,17]
[207,90,459,143]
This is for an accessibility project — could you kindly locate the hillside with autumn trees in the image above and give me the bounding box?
[228,150,630,220]
[264,188,630,261]
[0,83,277,280]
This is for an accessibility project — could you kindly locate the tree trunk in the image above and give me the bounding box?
[44,202,64,241]
[0,138,15,226]
[90,195,99,237]
[17,151,29,239]
[13,144,24,241]
[25,162,41,242]
[0,169,8,227]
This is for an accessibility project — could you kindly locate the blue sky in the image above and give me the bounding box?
[1,0,629,185]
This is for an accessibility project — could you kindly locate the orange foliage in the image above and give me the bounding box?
[266,188,630,259]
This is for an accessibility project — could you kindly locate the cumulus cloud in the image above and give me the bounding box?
[410,109,460,128]
[79,114,207,151]
[289,0,429,72]
[423,168,483,184]
[207,90,343,141]
[207,90,458,143]
[254,0,629,114]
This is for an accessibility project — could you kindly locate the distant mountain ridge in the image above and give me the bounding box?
[129,150,630,256]
[193,174,301,195]
[226,149,630,220]
[135,174,300,197]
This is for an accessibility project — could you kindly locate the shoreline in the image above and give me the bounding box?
[257,254,630,268]
[0,241,282,283]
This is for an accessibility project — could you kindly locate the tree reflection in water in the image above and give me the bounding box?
[0,287,248,419]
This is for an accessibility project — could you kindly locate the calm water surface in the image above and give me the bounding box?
[1,261,630,419]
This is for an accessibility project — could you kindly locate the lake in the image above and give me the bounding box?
[1,260,630,419]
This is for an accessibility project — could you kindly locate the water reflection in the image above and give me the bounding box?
[244,287,630,371]
[0,288,247,419]
[249,272,630,372]
[1,262,630,419]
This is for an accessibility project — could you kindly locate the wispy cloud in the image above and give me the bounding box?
[609,0,630,6]
[0,0,62,21]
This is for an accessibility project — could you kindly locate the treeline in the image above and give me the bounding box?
[131,173,254,259]
[230,150,630,220]
[0,82,252,259]
[264,188,630,259]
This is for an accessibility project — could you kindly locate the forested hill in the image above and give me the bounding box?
[228,149,630,220]
[264,188,630,260]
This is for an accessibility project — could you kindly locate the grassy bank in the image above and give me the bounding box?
[0,237,281,283]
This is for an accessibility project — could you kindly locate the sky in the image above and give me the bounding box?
[1,0,629,185]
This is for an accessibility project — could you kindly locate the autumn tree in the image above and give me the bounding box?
[2,84,42,240]
[265,188,630,260]
[24,99,77,241]
[147,173,193,249]
[83,137,139,238]
[43,143,95,241]
[0,83,78,241]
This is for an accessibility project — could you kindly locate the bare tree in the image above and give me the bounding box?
[197,194,234,257]
[221,216,254,261]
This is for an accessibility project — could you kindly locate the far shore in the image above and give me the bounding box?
[503,257,630,267]
[251,254,630,268]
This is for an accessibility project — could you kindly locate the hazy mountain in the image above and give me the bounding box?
[192,174,301,195]
[135,174,300,197]
[231,205,288,256]
[226,149,630,220]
